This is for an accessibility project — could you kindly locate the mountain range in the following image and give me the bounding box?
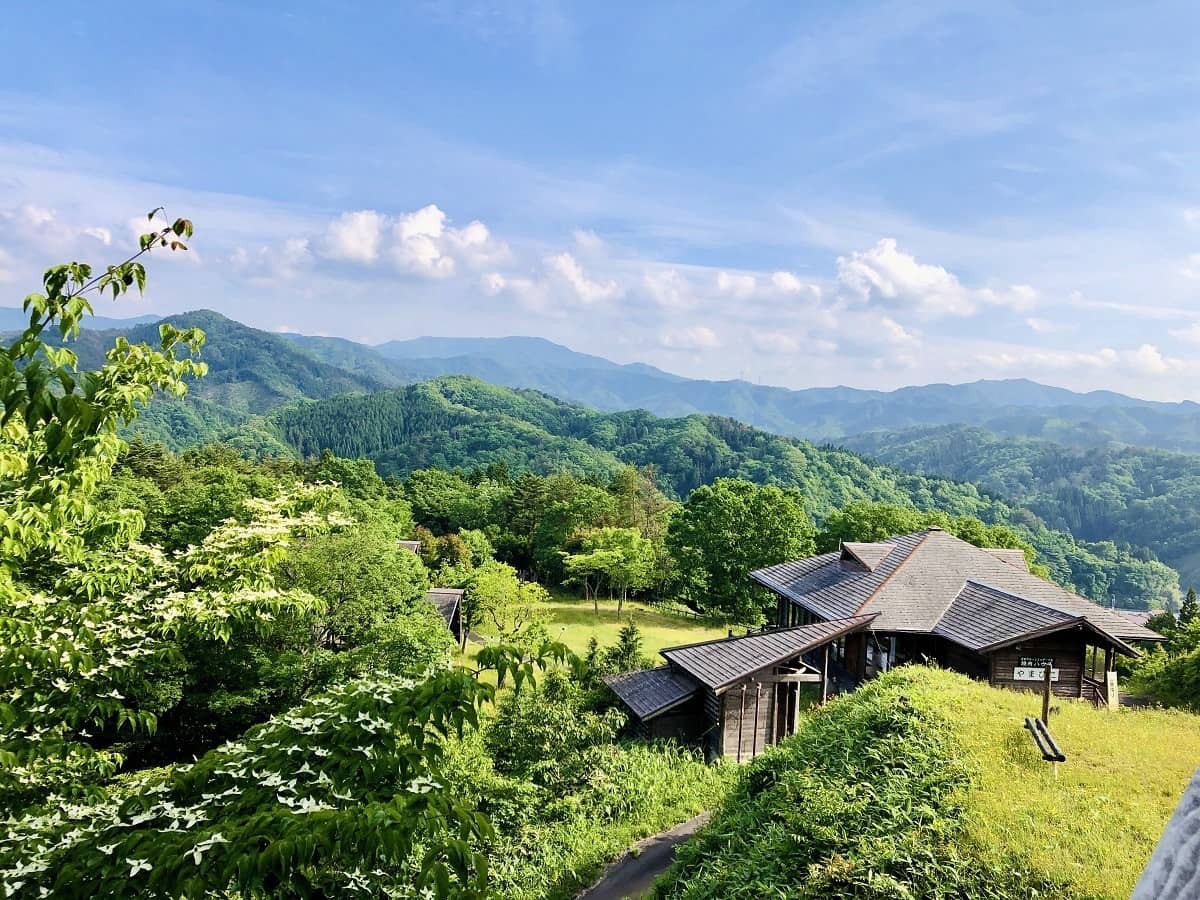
[7,308,1197,595]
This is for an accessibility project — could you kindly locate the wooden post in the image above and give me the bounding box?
[1041,664,1053,725]
[821,644,830,705]
[736,685,746,764]
[751,683,762,758]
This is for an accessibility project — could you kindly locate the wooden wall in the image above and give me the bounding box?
[988,633,1087,698]
[719,680,778,761]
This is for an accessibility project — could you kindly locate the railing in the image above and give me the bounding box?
[1082,675,1106,707]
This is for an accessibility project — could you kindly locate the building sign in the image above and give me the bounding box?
[1015,656,1058,681]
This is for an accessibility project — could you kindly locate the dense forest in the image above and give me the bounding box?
[844,425,1200,589]
[10,310,1189,612]
[236,376,1177,609]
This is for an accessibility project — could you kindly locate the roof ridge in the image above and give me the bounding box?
[851,531,932,615]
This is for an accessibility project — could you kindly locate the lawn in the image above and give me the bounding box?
[538,595,730,658]
[454,594,730,677]
[935,673,1200,898]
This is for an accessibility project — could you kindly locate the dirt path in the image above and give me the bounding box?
[575,811,711,900]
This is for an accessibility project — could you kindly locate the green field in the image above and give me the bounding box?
[455,595,730,677]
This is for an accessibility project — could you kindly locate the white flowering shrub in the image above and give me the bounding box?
[0,219,560,897]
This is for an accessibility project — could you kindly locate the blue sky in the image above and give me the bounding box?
[2,1,1200,398]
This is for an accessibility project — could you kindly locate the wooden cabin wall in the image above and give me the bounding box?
[720,680,777,761]
[989,633,1087,698]
[645,695,706,744]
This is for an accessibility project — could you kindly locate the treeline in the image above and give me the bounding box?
[240,376,1177,608]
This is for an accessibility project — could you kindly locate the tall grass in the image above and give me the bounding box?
[656,667,1065,899]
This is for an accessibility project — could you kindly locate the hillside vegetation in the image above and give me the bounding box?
[657,667,1200,899]
[243,375,1178,608]
[845,425,1200,588]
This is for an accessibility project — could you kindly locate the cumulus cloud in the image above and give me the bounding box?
[229,237,310,282]
[836,238,1037,316]
[751,331,802,354]
[716,270,757,300]
[2,204,116,251]
[659,325,720,350]
[1181,253,1200,280]
[643,268,695,310]
[323,210,386,262]
[545,252,621,303]
[770,270,821,298]
[572,228,605,253]
[317,205,507,277]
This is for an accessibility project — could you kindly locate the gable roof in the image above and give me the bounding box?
[841,542,895,571]
[753,528,1163,644]
[661,615,877,692]
[426,588,463,628]
[985,548,1030,571]
[604,666,699,721]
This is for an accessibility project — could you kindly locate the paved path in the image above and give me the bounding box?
[576,811,711,900]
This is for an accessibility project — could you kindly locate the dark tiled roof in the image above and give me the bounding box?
[754,529,1163,643]
[661,615,877,692]
[842,542,895,571]
[985,548,1030,571]
[604,666,699,720]
[426,588,463,627]
[933,581,1073,651]
[1121,609,1157,627]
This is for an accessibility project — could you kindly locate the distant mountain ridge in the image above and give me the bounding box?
[13,308,1200,452]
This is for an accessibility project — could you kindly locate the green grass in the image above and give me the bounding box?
[656,666,1200,899]
[939,674,1200,898]
[456,595,730,673]
[538,595,731,658]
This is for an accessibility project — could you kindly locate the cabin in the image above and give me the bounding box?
[605,528,1166,760]
[426,587,464,643]
[606,616,876,761]
[753,528,1165,704]
[397,538,464,642]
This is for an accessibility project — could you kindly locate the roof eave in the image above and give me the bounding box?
[977,617,1141,658]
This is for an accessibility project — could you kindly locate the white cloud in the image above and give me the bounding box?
[879,316,919,345]
[322,210,386,262]
[716,270,757,300]
[770,270,821,298]
[545,252,621,303]
[0,247,13,282]
[1181,253,1200,280]
[318,205,507,277]
[838,238,975,315]
[659,325,720,350]
[643,268,695,309]
[836,238,1038,317]
[976,343,1186,377]
[81,226,112,245]
[229,237,310,282]
[1184,208,1200,226]
[572,228,605,253]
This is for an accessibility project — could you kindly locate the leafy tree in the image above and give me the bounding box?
[1181,588,1198,626]
[667,478,815,623]
[574,526,656,616]
[466,561,550,662]
[0,219,563,898]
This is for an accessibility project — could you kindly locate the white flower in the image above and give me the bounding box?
[127,858,151,876]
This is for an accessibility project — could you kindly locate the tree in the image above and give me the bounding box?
[575,526,656,616]
[667,478,815,623]
[0,218,562,898]
[1182,588,1198,626]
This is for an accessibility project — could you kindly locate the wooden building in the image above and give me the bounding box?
[753,528,1164,704]
[605,616,876,761]
[425,587,464,643]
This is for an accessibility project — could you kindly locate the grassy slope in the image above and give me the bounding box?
[941,674,1200,897]
[657,667,1199,899]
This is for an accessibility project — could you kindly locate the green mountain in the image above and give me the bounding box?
[843,424,1200,589]
[285,331,1200,451]
[0,305,161,332]
[237,375,1178,609]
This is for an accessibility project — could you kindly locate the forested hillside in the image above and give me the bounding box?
[844,425,1200,589]
[240,375,1178,608]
